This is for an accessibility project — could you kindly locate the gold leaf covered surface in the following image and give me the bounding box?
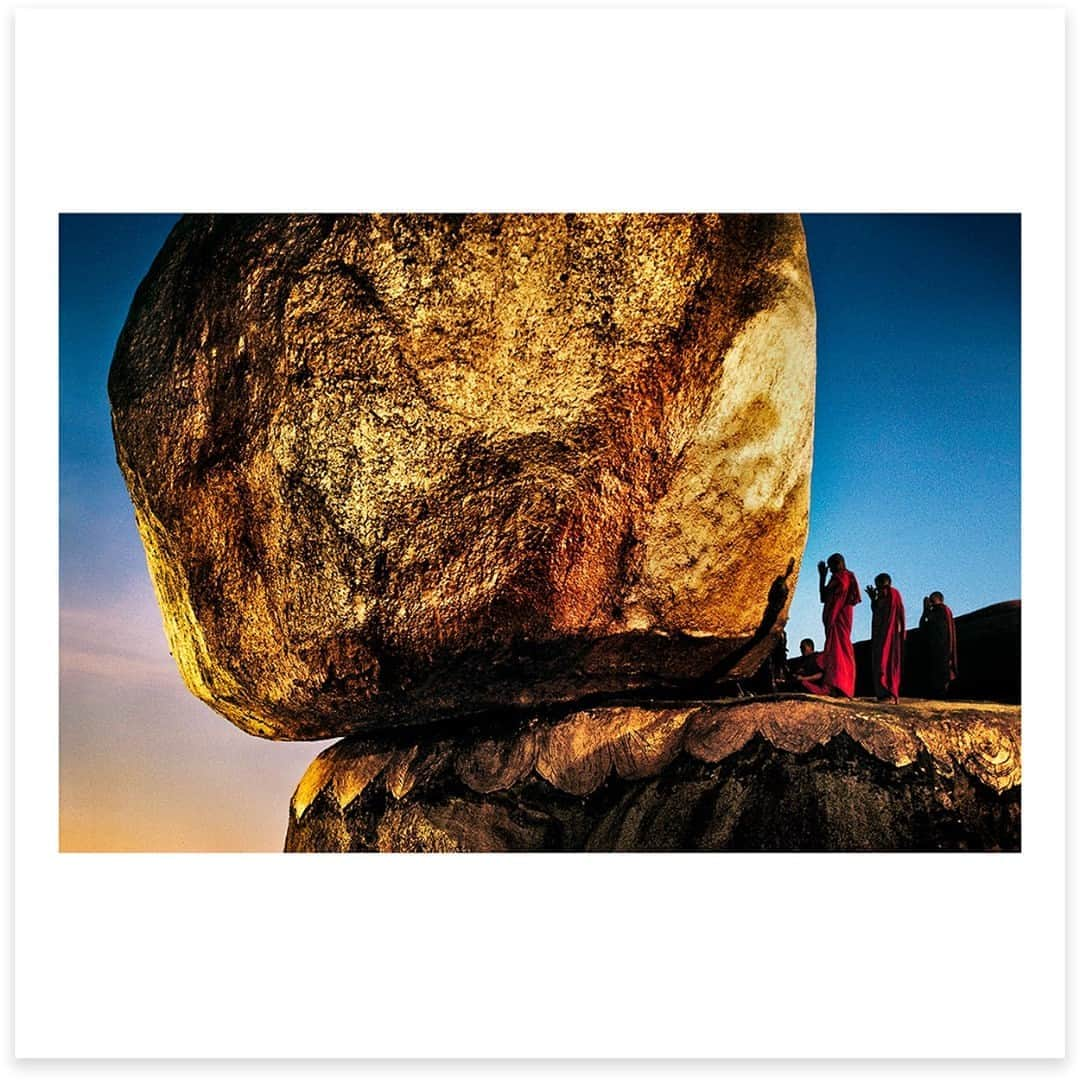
[110,214,816,740]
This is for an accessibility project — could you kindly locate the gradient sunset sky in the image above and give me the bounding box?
[59,213,1020,852]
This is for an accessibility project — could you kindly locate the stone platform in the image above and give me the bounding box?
[284,695,1020,852]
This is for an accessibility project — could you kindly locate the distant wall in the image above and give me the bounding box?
[854,600,1020,704]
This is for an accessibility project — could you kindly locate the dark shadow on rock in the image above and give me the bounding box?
[696,557,796,692]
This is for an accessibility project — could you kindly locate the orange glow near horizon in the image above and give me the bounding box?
[59,605,334,853]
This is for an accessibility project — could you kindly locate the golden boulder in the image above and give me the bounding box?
[109,214,816,739]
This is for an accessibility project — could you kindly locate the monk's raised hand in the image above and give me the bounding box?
[817,560,827,575]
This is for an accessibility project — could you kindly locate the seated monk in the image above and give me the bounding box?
[788,637,828,695]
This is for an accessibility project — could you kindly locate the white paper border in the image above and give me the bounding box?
[13,5,1065,1060]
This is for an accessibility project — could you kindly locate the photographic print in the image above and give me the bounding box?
[60,212,1020,853]
[21,5,1065,1060]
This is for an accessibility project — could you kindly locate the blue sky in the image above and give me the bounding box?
[60,215,180,608]
[787,214,1019,647]
[58,213,1020,850]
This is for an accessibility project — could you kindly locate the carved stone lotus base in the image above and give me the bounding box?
[284,696,1020,852]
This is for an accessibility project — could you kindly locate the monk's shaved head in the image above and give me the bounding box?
[875,573,892,588]
[827,553,846,572]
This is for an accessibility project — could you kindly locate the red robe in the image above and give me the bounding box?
[798,653,829,696]
[871,587,906,699]
[821,568,861,696]
[790,651,828,695]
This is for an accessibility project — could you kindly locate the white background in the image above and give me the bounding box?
[11,4,1067,1066]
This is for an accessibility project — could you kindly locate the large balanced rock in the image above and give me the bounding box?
[284,697,1021,852]
[110,214,815,739]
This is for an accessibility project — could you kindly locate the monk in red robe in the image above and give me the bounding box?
[920,591,958,697]
[866,573,905,702]
[817,553,861,697]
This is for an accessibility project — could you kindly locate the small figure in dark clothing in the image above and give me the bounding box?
[920,591,958,697]
[788,637,827,695]
[764,630,789,692]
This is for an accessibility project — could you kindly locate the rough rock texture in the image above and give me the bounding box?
[854,599,1021,703]
[110,214,816,739]
[284,697,1021,852]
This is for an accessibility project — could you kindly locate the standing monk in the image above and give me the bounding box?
[866,573,906,702]
[817,553,861,697]
[920,591,958,697]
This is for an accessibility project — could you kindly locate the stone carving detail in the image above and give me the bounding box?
[285,698,1021,852]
